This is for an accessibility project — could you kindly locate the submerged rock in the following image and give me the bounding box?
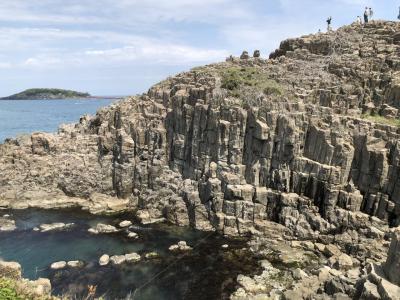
[0,217,16,232]
[39,222,74,232]
[144,252,159,259]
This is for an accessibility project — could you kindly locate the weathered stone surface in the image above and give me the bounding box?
[384,228,400,285]
[0,261,22,279]
[1,21,400,300]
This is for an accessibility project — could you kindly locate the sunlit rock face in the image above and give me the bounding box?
[1,21,400,238]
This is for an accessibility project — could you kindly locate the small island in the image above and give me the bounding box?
[0,88,91,100]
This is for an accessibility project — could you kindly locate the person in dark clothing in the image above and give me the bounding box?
[398,6,400,20]
[364,7,369,23]
[327,16,332,31]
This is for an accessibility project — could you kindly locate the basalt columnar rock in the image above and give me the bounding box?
[1,21,400,298]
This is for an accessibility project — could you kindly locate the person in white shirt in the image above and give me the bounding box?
[356,16,362,25]
[369,8,374,20]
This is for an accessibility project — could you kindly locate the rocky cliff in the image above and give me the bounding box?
[1,21,400,299]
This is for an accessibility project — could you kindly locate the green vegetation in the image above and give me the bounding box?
[0,278,24,300]
[0,277,55,300]
[361,113,400,127]
[1,88,91,100]
[220,66,284,99]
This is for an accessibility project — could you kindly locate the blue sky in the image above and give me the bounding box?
[0,0,398,96]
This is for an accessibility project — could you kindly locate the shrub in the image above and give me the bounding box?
[220,67,284,100]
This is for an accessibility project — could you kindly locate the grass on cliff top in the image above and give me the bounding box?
[361,113,400,127]
[220,66,284,99]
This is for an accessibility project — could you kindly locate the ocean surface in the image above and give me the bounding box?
[0,209,258,299]
[0,98,116,143]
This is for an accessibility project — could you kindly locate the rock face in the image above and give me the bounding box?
[384,228,400,285]
[1,22,400,237]
[1,20,400,299]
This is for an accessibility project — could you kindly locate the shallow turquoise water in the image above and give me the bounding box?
[0,209,258,299]
[0,99,116,142]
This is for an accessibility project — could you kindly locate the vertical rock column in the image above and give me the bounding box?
[384,227,400,285]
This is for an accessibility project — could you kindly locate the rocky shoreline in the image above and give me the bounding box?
[1,21,400,299]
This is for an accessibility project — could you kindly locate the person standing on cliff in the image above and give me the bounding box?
[398,7,400,20]
[327,16,332,31]
[369,7,374,21]
[364,7,369,23]
[356,16,362,25]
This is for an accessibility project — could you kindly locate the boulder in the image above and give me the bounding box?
[88,223,118,234]
[119,220,132,228]
[99,254,110,266]
[125,252,141,262]
[67,260,84,268]
[50,261,67,270]
[110,255,126,265]
[240,51,249,59]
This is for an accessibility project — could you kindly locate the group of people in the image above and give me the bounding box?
[326,6,400,32]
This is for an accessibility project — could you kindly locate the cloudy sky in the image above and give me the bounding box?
[0,0,398,96]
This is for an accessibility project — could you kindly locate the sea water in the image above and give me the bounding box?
[0,209,260,299]
[0,99,116,143]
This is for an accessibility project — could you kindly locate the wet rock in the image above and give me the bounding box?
[110,255,126,265]
[145,252,159,259]
[0,260,22,279]
[67,260,84,268]
[88,223,118,234]
[125,252,141,262]
[0,217,16,232]
[39,222,74,232]
[50,261,67,270]
[119,220,132,228]
[127,231,139,239]
[169,241,192,252]
[99,254,110,266]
